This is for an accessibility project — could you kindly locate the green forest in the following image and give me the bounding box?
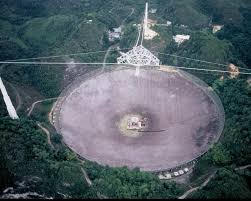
[0,0,251,199]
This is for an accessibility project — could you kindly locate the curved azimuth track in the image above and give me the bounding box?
[53,65,224,172]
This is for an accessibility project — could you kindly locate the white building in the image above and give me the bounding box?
[178,170,184,175]
[184,168,189,172]
[173,34,190,45]
[150,8,157,14]
[108,27,122,42]
[166,20,172,26]
[212,25,223,34]
[165,173,172,179]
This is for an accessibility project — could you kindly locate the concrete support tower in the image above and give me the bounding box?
[0,77,19,119]
[144,2,149,38]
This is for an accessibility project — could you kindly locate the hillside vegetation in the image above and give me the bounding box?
[0,0,251,199]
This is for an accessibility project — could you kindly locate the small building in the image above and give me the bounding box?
[165,173,172,179]
[174,172,179,177]
[158,174,166,180]
[180,24,188,28]
[228,63,239,79]
[113,27,122,33]
[158,173,172,180]
[184,168,189,172]
[127,116,147,130]
[150,8,157,14]
[178,170,184,175]
[212,25,223,34]
[166,20,172,26]
[108,27,122,42]
[173,34,190,45]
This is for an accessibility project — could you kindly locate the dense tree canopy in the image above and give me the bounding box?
[192,168,251,199]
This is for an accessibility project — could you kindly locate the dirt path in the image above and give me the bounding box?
[121,8,135,25]
[102,46,114,72]
[102,7,135,71]
[81,168,92,186]
[177,164,251,199]
[37,122,55,149]
[178,170,217,199]
[102,8,135,71]
[27,97,58,117]
[80,166,108,198]
[235,164,251,171]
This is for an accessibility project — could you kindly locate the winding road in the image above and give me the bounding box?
[121,8,135,25]
[27,97,58,117]
[178,163,251,199]
[178,170,217,199]
[102,46,114,72]
[37,122,54,149]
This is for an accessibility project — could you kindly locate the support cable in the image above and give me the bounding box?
[3,48,131,62]
[154,51,251,71]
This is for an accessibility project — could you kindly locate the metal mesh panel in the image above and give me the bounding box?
[53,65,225,172]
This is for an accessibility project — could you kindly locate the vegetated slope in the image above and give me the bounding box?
[154,0,210,29]
[19,15,77,53]
[191,168,251,199]
[158,1,251,198]
[217,7,251,67]
[160,31,233,85]
[0,0,251,199]
[0,117,183,199]
[195,0,251,67]
[0,118,96,198]
[0,1,108,97]
[197,0,249,24]
[0,94,8,117]
[0,0,142,98]
[162,31,233,65]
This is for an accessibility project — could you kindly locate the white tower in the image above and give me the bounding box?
[0,77,19,119]
[144,2,149,37]
[117,2,160,67]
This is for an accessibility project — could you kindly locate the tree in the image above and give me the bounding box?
[208,143,232,165]
[192,168,251,199]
